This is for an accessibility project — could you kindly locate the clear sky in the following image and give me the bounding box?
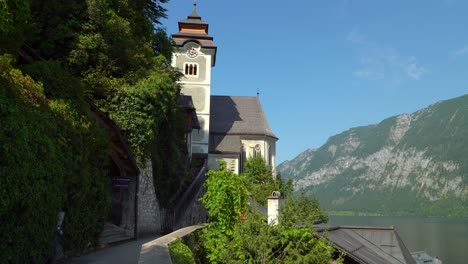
[162,0,468,164]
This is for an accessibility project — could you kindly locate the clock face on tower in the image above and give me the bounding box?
[187,47,198,58]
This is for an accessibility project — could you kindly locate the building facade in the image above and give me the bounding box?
[172,4,278,174]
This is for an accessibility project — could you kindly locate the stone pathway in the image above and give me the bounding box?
[68,236,159,264]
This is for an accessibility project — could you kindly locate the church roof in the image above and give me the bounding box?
[210,96,277,139]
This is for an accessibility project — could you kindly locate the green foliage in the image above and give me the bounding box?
[67,0,173,97]
[242,156,293,206]
[0,55,63,262]
[0,55,110,260]
[28,0,87,60]
[280,191,329,227]
[200,162,249,263]
[200,161,336,263]
[21,60,83,98]
[0,0,33,54]
[206,211,336,264]
[103,56,185,207]
[169,238,197,264]
[182,230,209,264]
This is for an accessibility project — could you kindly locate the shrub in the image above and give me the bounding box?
[169,238,196,264]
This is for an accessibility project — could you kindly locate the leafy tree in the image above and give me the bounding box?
[220,211,336,264]
[0,0,33,54]
[200,162,249,263]
[242,155,293,205]
[280,190,329,228]
[200,161,338,263]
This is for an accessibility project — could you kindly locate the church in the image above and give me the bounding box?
[171,4,278,174]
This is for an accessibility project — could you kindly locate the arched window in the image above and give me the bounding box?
[254,144,261,157]
[184,63,199,77]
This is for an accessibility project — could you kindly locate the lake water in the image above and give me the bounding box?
[328,216,468,264]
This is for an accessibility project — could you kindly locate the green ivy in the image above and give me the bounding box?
[0,55,110,261]
[102,56,185,208]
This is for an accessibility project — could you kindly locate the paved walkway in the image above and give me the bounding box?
[68,236,159,264]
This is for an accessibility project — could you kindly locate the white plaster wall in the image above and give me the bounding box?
[172,42,213,155]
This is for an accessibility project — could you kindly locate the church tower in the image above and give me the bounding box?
[171,2,217,156]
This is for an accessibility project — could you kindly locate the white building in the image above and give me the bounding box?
[171,4,278,174]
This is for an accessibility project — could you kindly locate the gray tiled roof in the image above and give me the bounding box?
[210,96,277,138]
[317,226,416,264]
[209,134,241,154]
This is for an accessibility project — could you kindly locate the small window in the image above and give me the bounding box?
[254,144,261,157]
[184,63,199,76]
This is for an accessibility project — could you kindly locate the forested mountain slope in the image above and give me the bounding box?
[278,94,468,217]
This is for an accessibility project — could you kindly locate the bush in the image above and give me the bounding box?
[169,238,196,264]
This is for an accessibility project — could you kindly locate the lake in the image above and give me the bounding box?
[328,215,468,264]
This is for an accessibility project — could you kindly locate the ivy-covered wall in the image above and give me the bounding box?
[0,56,111,261]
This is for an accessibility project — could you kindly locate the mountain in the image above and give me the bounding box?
[278,94,468,217]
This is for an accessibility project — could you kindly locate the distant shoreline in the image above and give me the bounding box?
[327,211,468,219]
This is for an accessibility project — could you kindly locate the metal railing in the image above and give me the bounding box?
[160,160,207,233]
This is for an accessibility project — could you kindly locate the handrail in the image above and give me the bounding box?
[173,160,207,225]
[160,160,207,233]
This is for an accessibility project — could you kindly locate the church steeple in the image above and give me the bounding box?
[171,2,217,156]
[172,2,217,66]
[190,0,199,18]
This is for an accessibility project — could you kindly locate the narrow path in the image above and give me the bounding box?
[68,236,159,264]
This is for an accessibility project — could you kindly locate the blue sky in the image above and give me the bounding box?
[162,0,468,164]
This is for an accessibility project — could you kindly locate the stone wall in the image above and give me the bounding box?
[137,160,161,236]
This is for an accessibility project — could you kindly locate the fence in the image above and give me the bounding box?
[160,161,207,234]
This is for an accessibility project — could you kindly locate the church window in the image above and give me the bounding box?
[240,144,246,173]
[184,63,198,76]
[254,144,262,157]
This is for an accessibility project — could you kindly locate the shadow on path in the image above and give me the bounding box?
[68,236,159,264]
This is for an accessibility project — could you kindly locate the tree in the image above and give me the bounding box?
[200,161,339,264]
[241,156,293,205]
[280,190,329,227]
[200,162,249,263]
[218,211,336,264]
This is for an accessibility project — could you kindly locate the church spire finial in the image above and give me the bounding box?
[190,0,200,18]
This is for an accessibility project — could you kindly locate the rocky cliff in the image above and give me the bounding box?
[278,95,468,217]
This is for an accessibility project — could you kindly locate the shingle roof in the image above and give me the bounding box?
[317,226,416,264]
[209,134,241,154]
[210,96,277,138]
